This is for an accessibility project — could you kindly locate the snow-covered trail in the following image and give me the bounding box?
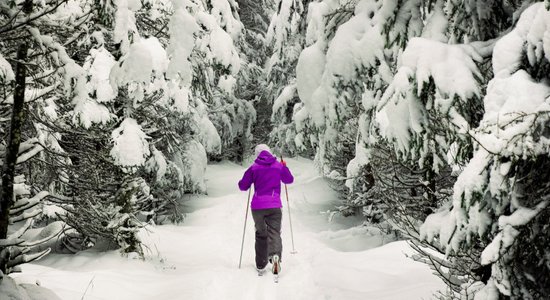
[13,158,444,299]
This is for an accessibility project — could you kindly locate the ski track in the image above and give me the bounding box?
[13,158,444,299]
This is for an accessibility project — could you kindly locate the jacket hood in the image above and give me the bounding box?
[255,150,277,165]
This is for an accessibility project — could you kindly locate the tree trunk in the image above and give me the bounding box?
[0,0,32,274]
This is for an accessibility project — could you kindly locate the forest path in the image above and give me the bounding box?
[13,158,443,300]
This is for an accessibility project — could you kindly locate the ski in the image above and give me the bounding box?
[273,274,279,283]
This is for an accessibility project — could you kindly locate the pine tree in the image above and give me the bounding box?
[1,0,253,260]
[0,0,68,281]
[267,0,315,156]
[277,0,428,217]
[267,2,549,298]
[233,0,274,159]
[54,0,251,248]
[421,3,550,298]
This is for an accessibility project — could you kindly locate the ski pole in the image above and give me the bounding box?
[281,154,297,254]
[284,183,297,254]
[238,188,252,269]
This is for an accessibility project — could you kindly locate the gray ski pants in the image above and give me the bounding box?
[251,208,282,269]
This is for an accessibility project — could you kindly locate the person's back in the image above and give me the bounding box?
[238,144,294,277]
[239,150,293,210]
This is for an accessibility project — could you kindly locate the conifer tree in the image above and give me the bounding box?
[421,3,550,298]
[0,0,253,260]
[267,0,315,155]
[0,0,75,276]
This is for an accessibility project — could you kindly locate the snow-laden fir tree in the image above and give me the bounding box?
[372,5,489,295]
[0,0,83,271]
[269,1,549,298]
[376,36,485,218]
[274,0,428,217]
[294,0,363,190]
[232,0,274,159]
[1,0,253,258]
[421,3,550,299]
[58,0,252,245]
[267,0,316,155]
[446,0,524,43]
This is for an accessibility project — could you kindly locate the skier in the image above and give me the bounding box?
[238,144,294,278]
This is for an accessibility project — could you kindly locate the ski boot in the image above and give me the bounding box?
[271,255,281,283]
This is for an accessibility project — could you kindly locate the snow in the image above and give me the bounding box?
[293,104,309,132]
[13,158,444,299]
[110,118,151,167]
[168,83,190,113]
[420,0,448,43]
[42,204,66,219]
[72,100,111,129]
[480,224,519,266]
[295,1,392,130]
[420,208,450,244]
[198,116,222,155]
[148,146,168,181]
[391,0,423,44]
[113,0,139,53]
[0,276,61,300]
[466,69,550,163]
[167,1,199,86]
[49,0,84,24]
[16,143,44,164]
[295,42,326,127]
[391,37,482,102]
[84,47,117,103]
[21,221,64,248]
[143,37,170,75]
[491,28,524,76]
[323,7,384,82]
[482,71,550,131]
[492,3,550,76]
[14,176,31,197]
[272,84,296,113]
[376,84,420,153]
[190,16,240,102]
[305,1,333,45]
[11,191,49,215]
[196,11,218,31]
[267,0,295,49]
[218,75,236,93]
[497,201,549,228]
[180,140,208,193]
[345,141,370,191]
[376,36,483,170]
[209,26,241,74]
[42,97,58,120]
[473,280,499,300]
[481,201,549,265]
[0,53,15,81]
[210,0,243,40]
[448,4,550,222]
[110,37,169,92]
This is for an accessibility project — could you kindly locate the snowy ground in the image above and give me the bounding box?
[13,157,444,299]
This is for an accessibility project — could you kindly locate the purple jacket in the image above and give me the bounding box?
[238,151,294,210]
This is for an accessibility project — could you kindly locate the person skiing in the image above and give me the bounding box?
[238,144,294,277]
